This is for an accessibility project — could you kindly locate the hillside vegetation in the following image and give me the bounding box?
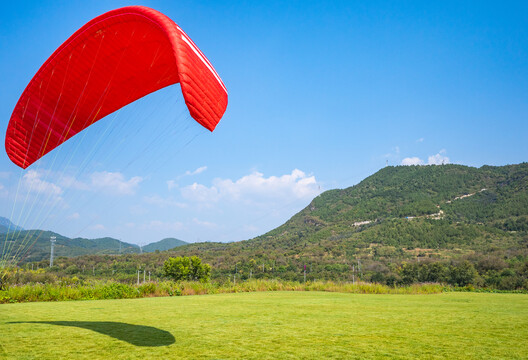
[142,238,187,252]
[161,163,527,288]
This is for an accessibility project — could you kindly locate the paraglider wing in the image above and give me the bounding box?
[5,6,228,169]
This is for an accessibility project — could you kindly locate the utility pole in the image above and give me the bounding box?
[148,271,151,282]
[137,270,140,285]
[49,236,56,267]
[304,264,306,283]
[143,270,146,283]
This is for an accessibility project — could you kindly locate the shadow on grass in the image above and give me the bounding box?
[9,321,175,347]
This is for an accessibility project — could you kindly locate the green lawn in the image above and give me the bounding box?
[1,291,527,359]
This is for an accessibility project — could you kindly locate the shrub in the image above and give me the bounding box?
[163,256,211,282]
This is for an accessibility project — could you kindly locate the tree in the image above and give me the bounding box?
[163,256,211,282]
[398,262,418,285]
[419,262,448,283]
[448,261,478,287]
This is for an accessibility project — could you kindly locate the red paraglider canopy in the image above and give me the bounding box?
[5,6,228,169]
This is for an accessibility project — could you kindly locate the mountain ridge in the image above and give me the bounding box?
[0,217,23,233]
[143,238,188,252]
[0,228,188,262]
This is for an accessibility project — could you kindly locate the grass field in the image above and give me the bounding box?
[1,291,527,359]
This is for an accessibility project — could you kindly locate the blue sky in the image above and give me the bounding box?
[0,1,527,245]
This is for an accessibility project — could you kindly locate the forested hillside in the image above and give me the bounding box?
[142,238,188,252]
[0,231,140,262]
[253,163,528,249]
[0,231,188,263]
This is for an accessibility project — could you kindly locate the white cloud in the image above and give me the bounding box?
[0,183,7,197]
[90,172,142,195]
[182,182,220,203]
[143,195,187,208]
[91,224,105,231]
[428,150,449,165]
[167,180,178,191]
[187,166,207,176]
[0,172,11,179]
[401,150,450,166]
[167,166,208,190]
[181,169,319,205]
[416,137,424,143]
[60,175,90,191]
[401,157,424,166]
[57,171,142,195]
[23,170,63,197]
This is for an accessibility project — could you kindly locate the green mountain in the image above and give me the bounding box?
[0,217,23,233]
[251,162,528,248]
[0,230,140,263]
[156,163,528,283]
[1,228,188,263]
[142,238,187,252]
